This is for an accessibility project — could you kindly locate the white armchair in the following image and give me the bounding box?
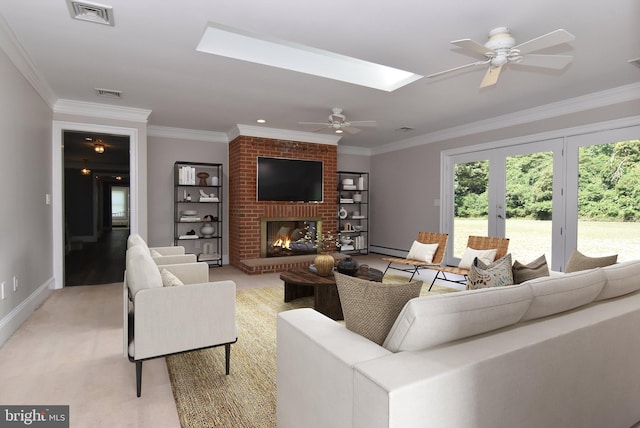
[124,245,236,397]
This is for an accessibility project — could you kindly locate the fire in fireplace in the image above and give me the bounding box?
[261,218,321,258]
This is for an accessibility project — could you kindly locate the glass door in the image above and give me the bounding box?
[444,139,563,268]
[566,127,640,263]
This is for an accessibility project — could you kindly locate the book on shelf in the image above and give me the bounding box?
[178,235,199,239]
[178,166,196,185]
[179,217,201,222]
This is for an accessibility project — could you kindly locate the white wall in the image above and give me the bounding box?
[0,48,54,344]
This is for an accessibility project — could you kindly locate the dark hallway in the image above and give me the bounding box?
[65,228,128,286]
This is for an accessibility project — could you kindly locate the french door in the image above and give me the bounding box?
[442,138,564,271]
[443,124,640,270]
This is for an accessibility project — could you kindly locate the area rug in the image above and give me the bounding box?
[166,278,457,428]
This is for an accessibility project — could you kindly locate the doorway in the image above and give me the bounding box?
[63,130,131,286]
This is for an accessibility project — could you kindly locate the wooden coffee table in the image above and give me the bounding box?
[280,266,383,320]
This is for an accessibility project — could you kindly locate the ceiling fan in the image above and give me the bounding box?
[299,108,376,134]
[427,27,575,88]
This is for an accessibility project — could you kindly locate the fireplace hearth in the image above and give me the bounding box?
[261,218,322,258]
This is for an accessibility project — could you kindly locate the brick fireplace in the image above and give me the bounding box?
[228,135,338,274]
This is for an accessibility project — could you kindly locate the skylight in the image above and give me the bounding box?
[196,22,422,92]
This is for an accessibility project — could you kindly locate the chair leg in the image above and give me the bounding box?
[409,266,418,281]
[428,271,440,291]
[225,343,231,375]
[136,360,143,397]
[383,262,392,276]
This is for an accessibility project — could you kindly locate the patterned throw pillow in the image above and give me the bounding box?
[160,268,183,287]
[467,253,514,290]
[565,250,617,273]
[512,255,550,284]
[406,241,439,263]
[334,272,423,345]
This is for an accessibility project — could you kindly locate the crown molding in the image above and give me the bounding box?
[54,99,152,123]
[233,124,342,145]
[0,14,57,108]
[148,125,228,143]
[337,145,372,156]
[372,82,640,155]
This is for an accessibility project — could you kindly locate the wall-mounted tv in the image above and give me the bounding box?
[257,157,323,202]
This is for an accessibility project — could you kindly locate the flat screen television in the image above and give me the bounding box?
[257,157,323,202]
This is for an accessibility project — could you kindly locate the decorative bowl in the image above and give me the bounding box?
[337,257,359,275]
[340,237,353,245]
[181,210,197,216]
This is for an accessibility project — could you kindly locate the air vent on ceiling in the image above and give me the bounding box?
[629,58,640,69]
[67,1,114,26]
[95,88,122,98]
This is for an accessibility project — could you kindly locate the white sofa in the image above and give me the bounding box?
[277,261,640,428]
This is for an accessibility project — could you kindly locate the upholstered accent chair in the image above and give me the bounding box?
[124,245,237,397]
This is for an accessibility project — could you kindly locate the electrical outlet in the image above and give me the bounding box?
[13,276,18,291]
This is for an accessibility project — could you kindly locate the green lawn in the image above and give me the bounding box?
[453,218,639,264]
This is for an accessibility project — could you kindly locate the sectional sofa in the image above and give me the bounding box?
[277,260,640,428]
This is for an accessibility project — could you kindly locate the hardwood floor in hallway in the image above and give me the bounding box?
[65,228,129,286]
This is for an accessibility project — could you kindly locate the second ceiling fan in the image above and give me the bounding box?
[427,27,575,88]
[299,108,376,134]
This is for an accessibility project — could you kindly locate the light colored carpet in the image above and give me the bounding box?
[166,278,457,428]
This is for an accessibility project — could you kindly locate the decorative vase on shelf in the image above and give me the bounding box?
[314,253,335,277]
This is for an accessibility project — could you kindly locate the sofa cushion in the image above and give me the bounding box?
[335,272,423,345]
[126,245,162,297]
[595,260,640,301]
[467,254,514,289]
[383,283,533,352]
[512,254,550,284]
[406,241,439,263]
[565,250,617,273]
[160,268,183,287]
[520,268,606,322]
[458,247,497,270]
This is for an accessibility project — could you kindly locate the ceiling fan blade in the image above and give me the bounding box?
[480,64,503,88]
[517,54,573,69]
[348,120,377,127]
[427,60,490,78]
[514,29,575,55]
[451,38,495,56]
[342,126,361,135]
[299,121,329,126]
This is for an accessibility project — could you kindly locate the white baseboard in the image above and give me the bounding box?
[369,245,408,258]
[0,277,55,347]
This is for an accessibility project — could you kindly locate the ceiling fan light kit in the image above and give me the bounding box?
[428,27,575,88]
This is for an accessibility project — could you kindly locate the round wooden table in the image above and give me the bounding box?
[280,266,383,320]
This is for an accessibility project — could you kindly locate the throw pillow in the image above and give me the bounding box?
[334,272,423,345]
[406,241,439,263]
[565,250,617,273]
[458,247,497,270]
[512,254,550,284]
[160,268,183,287]
[149,249,163,258]
[467,253,514,290]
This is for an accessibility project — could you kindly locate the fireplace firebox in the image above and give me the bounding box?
[260,217,322,258]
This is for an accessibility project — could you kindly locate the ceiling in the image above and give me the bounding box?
[1,0,639,151]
